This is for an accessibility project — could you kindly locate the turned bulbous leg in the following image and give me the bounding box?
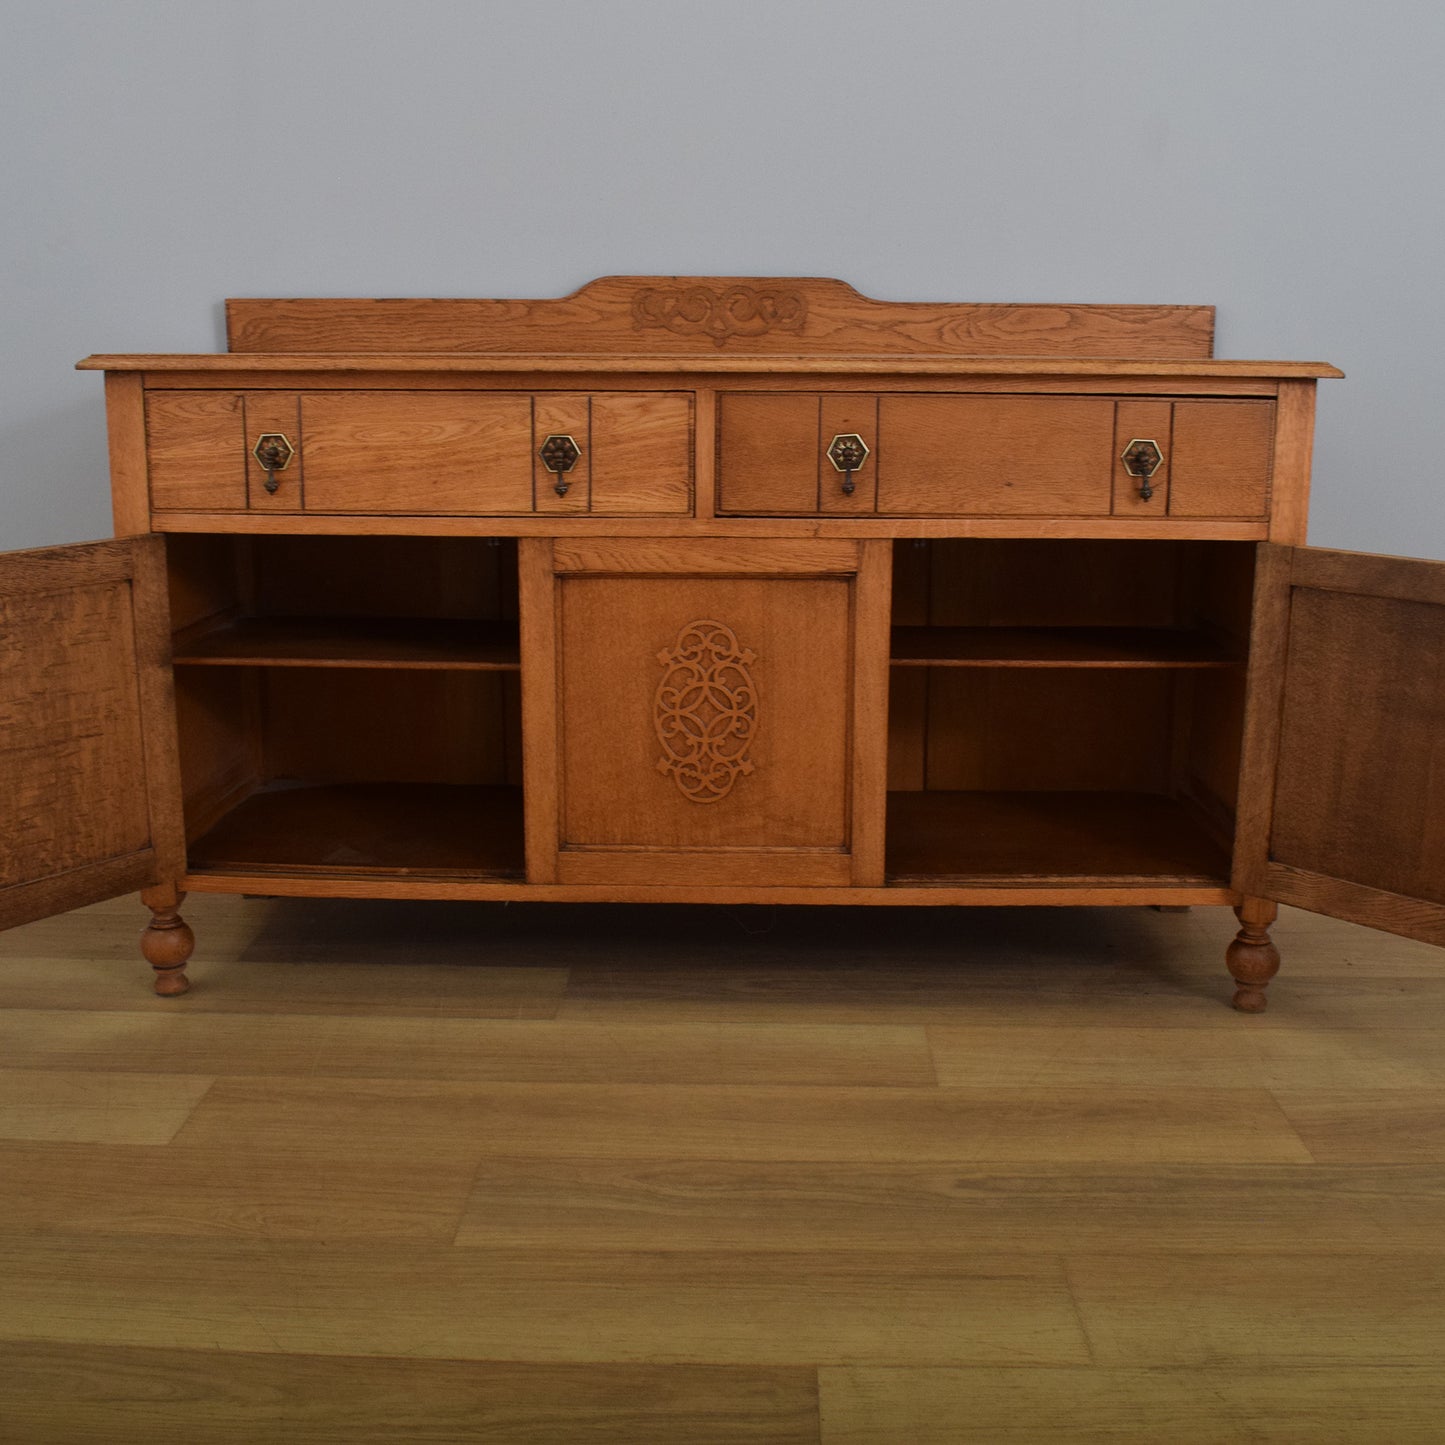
[1226,898,1279,1013]
[140,886,194,997]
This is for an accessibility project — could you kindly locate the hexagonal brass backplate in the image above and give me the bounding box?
[252,433,295,472]
[827,433,870,472]
[538,434,582,474]
[1120,438,1163,478]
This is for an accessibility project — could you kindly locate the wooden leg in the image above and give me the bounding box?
[1226,897,1279,1013]
[140,884,194,997]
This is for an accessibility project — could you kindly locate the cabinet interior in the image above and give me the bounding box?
[167,534,523,876]
[884,539,1255,883]
[164,533,1256,887]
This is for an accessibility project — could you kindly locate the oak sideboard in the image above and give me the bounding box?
[3,276,1442,1009]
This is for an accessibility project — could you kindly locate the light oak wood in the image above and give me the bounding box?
[145,391,247,511]
[172,616,521,670]
[1268,379,1318,544]
[104,372,150,536]
[188,783,524,877]
[147,511,1275,539]
[1169,399,1275,518]
[243,391,302,512]
[177,874,1235,906]
[1258,547,1445,944]
[80,353,1342,378]
[885,792,1231,884]
[532,392,591,515]
[889,624,1242,667]
[819,395,879,515]
[301,391,535,514]
[877,395,1116,516]
[716,392,822,513]
[1111,398,1172,516]
[51,278,1443,1024]
[589,392,693,513]
[222,276,1220,358]
[552,536,860,574]
[0,538,178,930]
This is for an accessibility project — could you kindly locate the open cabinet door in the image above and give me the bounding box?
[1236,545,1445,945]
[0,536,183,931]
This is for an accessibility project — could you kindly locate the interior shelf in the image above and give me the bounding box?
[172,617,521,671]
[186,782,525,876]
[889,625,1243,669]
[885,790,1231,883]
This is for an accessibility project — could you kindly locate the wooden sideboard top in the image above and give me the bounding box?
[76,276,1342,378]
[77,353,1343,379]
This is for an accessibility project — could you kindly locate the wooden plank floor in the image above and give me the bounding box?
[1,895,1444,1442]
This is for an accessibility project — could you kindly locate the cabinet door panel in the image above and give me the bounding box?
[877,396,1115,515]
[1240,545,1445,945]
[0,537,182,931]
[521,538,890,888]
[301,393,535,514]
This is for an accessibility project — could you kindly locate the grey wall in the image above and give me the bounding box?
[3,0,1443,557]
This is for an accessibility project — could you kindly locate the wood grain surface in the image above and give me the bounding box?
[0,895,1443,1441]
[0,538,179,930]
[222,276,1218,358]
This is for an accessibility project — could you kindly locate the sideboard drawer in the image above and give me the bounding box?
[877,396,1115,515]
[302,393,534,514]
[717,392,1275,521]
[145,391,693,516]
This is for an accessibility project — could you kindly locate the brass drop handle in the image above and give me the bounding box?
[827,433,870,496]
[252,433,295,494]
[538,434,582,496]
[1121,438,1164,501]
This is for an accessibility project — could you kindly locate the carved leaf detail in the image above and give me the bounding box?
[654,620,759,803]
[632,285,807,348]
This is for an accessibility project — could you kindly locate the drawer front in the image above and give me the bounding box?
[144,391,693,516]
[1168,400,1274,518]
[717,392,1275,520]
[878,396,1115,516]
[302,393,534,514]
[147,392,249,511]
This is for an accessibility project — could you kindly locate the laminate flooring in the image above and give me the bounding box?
[1,894,1443,1442]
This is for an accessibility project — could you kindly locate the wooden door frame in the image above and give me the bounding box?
[517,536,891,890]
[0,535,185,931]
[1234,542,1445,947]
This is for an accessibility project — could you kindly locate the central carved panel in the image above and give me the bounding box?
[632,285,808,347]
[654,620,759,803]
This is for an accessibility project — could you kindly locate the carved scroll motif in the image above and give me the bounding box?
[632,285,807,347]
[654,621,759,803]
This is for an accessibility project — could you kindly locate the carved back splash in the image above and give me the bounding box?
[227,276,1214,359]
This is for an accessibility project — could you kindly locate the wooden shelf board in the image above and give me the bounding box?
[187,782,524,877]
[172,617,520,670]
[889,626,1243,669]
[885,790,1231,884]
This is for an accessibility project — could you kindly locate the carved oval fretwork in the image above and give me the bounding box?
[632,285,807,348]
[654,620,759,803]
